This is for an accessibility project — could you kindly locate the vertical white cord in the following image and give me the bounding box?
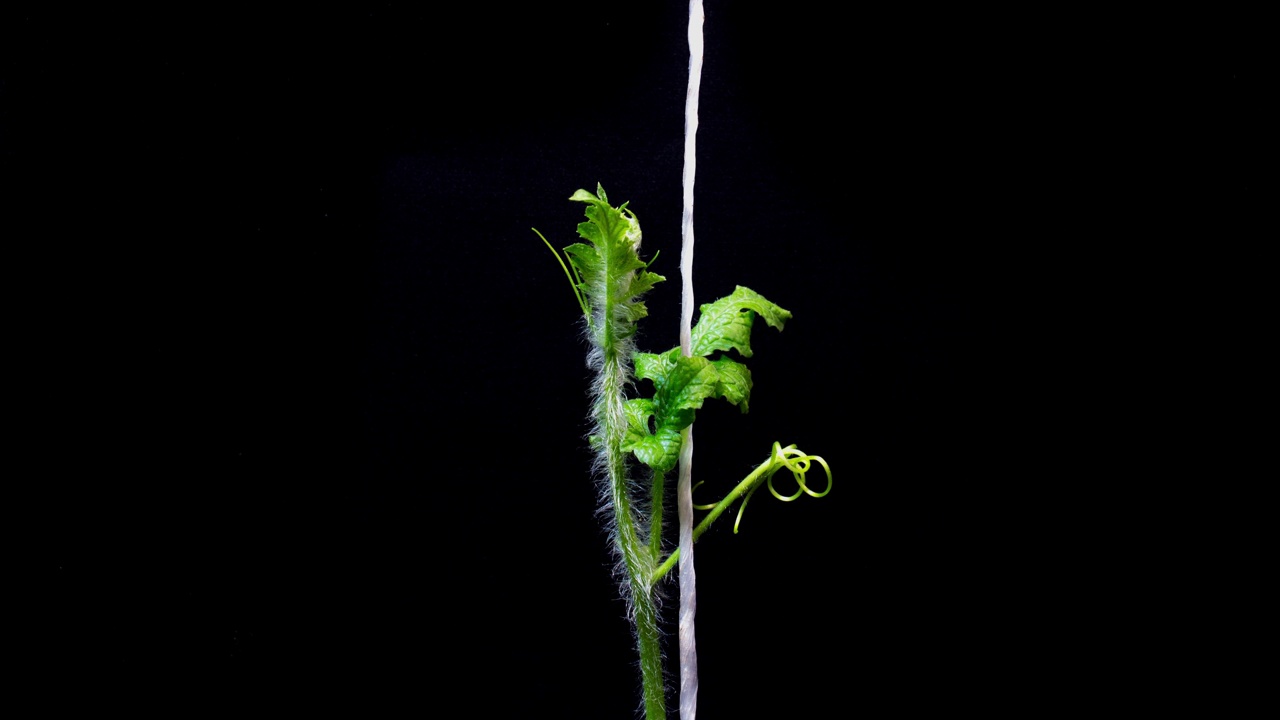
[678,1,704,718]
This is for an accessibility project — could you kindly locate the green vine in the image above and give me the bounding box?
[536,185,831,719]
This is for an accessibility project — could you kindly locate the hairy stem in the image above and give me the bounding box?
[600,347,666,720]
[602,374,663,718]
[591,206,666,720]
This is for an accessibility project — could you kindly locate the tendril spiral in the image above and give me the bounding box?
[693,442,832,534]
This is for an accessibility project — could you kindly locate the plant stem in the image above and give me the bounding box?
[601,368,666,719]
[602,420,664,719]
[597,258,666,720]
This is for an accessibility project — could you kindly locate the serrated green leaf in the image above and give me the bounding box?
[623,398,656,428]
[689,286,792,358]
[623,270,665,302]
[659,355,721,414]
[634,350,677,384]
[630,427,683,474]
[625,287,790,472]
[620,397,684,473]
[638,349,724,415]
[627,348,737,472]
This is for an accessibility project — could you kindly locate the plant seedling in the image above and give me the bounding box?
[536,185,831,719]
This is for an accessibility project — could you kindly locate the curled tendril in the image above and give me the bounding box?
[690,441,832,534]
[734,442,832,533]
[766,443,832,502]
[653,441,833,584]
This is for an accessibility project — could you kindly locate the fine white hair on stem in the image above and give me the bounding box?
[678,1,704,718]
[571,192,668,716]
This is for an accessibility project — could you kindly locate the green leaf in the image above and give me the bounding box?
[621,398,657,448]
[623,270,665,304]
[569,187,600,203]
[564,243,600,301]
[624,287,790,473]
[637,350,720,415]
[620,398,685,473]
[626,427,683,474]
[710,357,753,412]
[634,350,677,385]
[644,426,684,473]
[660,355,721,415]
[628,349,751,472]
[689,286,792,358]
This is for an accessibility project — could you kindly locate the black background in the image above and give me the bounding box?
[14,4,1264,716]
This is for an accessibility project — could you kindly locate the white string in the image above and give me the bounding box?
[678,1,704,718]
